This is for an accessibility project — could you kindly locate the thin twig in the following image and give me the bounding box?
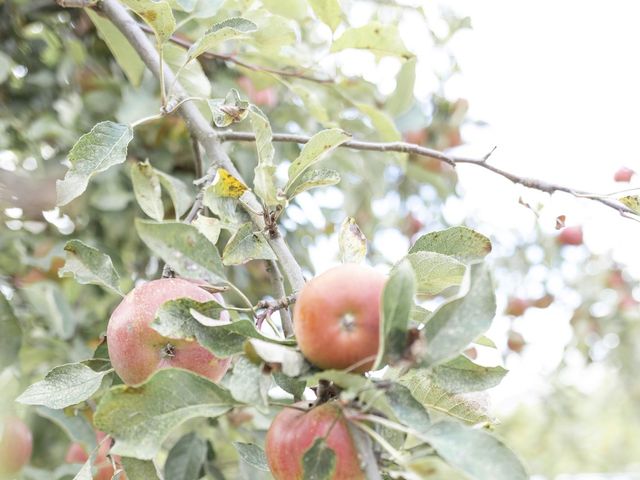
[218,131,639,219]
[135,23,334,84]
[255,291,297,334]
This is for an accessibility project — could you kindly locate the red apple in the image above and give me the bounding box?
[107,278,231,386]
[265,402,365,480]
[237,76,278,107]
[403,129,428,145]
[293,264,386,373]
[507,331,526,353]
[557,226,583,246]
[505,297,529,317]
[0,417,32,476]
[614,166,634,182]
[65,432,124,480]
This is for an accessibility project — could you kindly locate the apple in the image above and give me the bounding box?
[403,129,428,145]
[557,226,583,246]
[237,76,278,108]
[107,278,231,386]
[293,264,386,373]
[0,417,32,477]
[614,166,634,182]
[505,297,529,317]
[507,331,526,353]
[65,432,122,480]
[265,401,365,480]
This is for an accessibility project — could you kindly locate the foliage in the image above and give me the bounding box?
[1,1,637,479]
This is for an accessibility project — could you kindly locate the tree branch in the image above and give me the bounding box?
[217,131,639,219]
[135,22,334,84]
[263,261,294,337]
[97,0,306,292]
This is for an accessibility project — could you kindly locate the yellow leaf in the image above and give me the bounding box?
[212,168,248,199]
[619,195,640,214]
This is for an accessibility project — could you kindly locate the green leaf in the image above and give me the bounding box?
[72,441,102,480]
[209,89,250,128]
[338,217,367,264]
[0,51,12,84]
[409,226,492,264]
[355,102,402,143]
[224,356,270,411]
[302,438,337,480]
[57,122,133,206]
[385,383,430,434]
[58,240,122,295]
[432,356,507,394]
[17,363,111,409]
[193,215,222,245]
[35,407,97,452]
[246,10,296,52]
[95,369,235,460]
[273,371,306,400]
[164,433,207,480]
[135,219,226,284]
[406,252,466,296]
[188,17,257,60]
[308,0,342,31]
[262,0,307,20]
[131,160,163,221]
[286,129,351,192]
[233,442,270,471]
[85,10,144,86]
[156,169,192,219]
[423,422,528,480]
[164,43,211,99]
[287,168,340,199]
[331,23,413,59]
[248,106,279,206]
[222,222,277,266]
[121,457,161,480]
[152,298,295,358]
[288,83,335,127]
[121,0,176,43]
[0,293,21,368]
[423,264,496,365]
[375,259,415,368]
[387,57,416,116]
[399,370,492,425]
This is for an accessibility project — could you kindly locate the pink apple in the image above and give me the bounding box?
[0,417,32,476]
[107,278,231,386]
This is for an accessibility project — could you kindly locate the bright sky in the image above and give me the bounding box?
[438,0,640,413]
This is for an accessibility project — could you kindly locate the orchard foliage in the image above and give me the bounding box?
[5,0,635,479]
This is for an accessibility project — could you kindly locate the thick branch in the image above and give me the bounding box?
[98,0,306,291]
[218,131,639,218]
[265,260,294,337]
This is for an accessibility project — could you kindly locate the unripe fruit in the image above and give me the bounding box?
[557,226,583,246]
[265,402,365,480]
[293,264,386,373]
[107,278,231,386]
[614,166,634,182]
[0,417,32,477]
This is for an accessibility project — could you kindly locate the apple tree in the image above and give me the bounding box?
[1,1,638,479]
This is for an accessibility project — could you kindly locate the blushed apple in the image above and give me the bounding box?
[106,278,231,386]
[293,264,386,373]
[265,401,365,480]
[0,417,32,477]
